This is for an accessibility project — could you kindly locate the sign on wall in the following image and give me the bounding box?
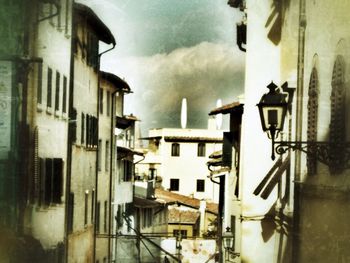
[0,61,12,159]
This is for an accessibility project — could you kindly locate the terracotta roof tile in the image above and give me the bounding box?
[155,189,218,214]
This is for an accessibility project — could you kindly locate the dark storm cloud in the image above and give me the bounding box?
[107,42,245,132]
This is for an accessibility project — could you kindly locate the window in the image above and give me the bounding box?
[37,63,42,104]
[47,67,52,108]
[171,143,180,156]
[39,158,63,206]
[67,192,74,233]
[81,113,85,144]
[107,91,110,116]
[62,76,67,113]
[105,140,109,171]
[307,68,319,175]
[116,204,123,228]
[329,56,346,174]
[170,178,179,191]
[98,139,102,171]
[87,32,99,68]
[196,179,205,192]
[197,143,206,157]
[55,71,60,111]
[123,160,133,181]
[91,189,95,223]
[96,201,100,233]
[84,191,88,226]
[86,115,98,148]
[99,88,103,114]
[104,200,107,233]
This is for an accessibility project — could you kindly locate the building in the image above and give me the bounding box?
[228,0,350,262]
[0,0,73,261]
[138,124,223,203]
[95,71,128,263]
[66,3,115,263]
[208,101,244,263]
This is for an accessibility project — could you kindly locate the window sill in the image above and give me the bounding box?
[54,110,60,118]
[37,103,43,112]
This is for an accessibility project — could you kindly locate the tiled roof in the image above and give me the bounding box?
[164,136,222,143]
[100,71,131,93]
[74,3,115,45]
[155,189,218,214]
[168,208,200,224]
[208,102,243,116]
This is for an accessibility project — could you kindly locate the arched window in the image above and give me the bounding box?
[307,68,319,175]
[329,56,346,174]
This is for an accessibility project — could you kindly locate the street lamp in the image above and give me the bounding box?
[257,82,288,160]
[222,227,234,251]
[222,227,239,262]
[257,81,350,170]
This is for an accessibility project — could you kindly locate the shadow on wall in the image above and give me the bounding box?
[0,227,46,263]
[265,0,291,45]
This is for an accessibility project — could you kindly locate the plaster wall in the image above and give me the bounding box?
[25,0,72,250]
[149,128,222,202]
[295,1,350,262]
[239,0,287,262]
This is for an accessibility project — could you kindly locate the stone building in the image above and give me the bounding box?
[65,3,115,263]
[138,125,222,203]
[228,0,350,262]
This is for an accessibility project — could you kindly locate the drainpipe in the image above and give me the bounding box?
[64,3,76,262]
[94,42,116,263]
[108,88,118,263]
[292,0,306,262]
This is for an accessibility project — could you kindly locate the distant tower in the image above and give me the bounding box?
[216,99,222,130]
[181,98,187,129]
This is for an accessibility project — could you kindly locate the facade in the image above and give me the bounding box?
[138,126,223,202]
[25,0,73,261]
[95,71,126,263]
[0,0,73,261]
[228,0,350,262]
[66,3,115,263]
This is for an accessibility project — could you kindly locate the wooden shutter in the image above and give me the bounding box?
[52,158,63,203]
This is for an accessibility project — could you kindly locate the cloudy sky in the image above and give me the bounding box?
[79,0,245,133]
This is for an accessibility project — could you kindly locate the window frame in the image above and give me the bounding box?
[170,178,179,191]
[171,143,180,156]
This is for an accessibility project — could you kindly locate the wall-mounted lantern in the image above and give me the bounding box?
[222,227,239,262]
[257,81,350,171]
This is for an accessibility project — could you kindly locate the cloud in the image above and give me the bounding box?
[103,41,245,132]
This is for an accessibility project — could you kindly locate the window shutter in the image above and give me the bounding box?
[52,158,63,203]
[45,158,53,206]
[222,132,234,167]
[39,158,46,206]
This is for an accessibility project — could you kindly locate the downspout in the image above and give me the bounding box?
[94,42,116,263]
[292,0,306,262]
[64,3,75,262]
[108,89,118,263]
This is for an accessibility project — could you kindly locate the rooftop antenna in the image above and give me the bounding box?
[181,98,187,129]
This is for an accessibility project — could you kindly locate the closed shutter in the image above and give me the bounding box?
[52,158,63,203]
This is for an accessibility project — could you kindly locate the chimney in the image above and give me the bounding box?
[208,116,216,130]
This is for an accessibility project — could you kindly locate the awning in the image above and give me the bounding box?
[253,154,290,200]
